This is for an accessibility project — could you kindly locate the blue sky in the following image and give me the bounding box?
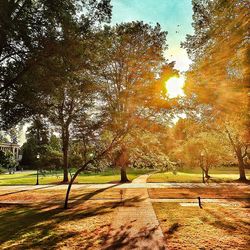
[111,0,194,72]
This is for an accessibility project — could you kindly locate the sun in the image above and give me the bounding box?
[165,76,185,98]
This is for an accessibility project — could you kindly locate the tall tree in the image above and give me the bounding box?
[182,0,249,181]
[21,118,49,166]
[97,21,174,182]
[0,0,112,182]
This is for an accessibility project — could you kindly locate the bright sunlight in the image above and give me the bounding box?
[165,76,185,98]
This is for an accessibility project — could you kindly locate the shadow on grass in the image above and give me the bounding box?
[69,183,121,206]
[148,186,250,201]
[0,194,166,249]
[0,184,59,197]
[203,206,250,233]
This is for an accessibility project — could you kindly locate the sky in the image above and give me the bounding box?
[111,0,194,72]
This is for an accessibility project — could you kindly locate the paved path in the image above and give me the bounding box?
[105,174,166,249]
[0,182,248,191]
[131,173,151,183]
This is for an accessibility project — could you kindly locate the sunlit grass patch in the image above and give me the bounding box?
[147,170,250,183]
[0,168,151,185]
[148,185,250,199]
[153,202,250,250]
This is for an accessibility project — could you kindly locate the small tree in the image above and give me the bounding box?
[21,118,49,167]
[64,128,128,208]
[0,150,17,171]
[173,131,232,179]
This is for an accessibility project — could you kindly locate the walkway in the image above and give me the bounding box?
[105,174,166,249]
[131,173,151,183]
[1,182,248,191]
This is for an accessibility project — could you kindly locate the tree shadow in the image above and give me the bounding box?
[0,195,152,249]
[84,221,167,250]
[148,186,250,200]
[203,205,250,233]
[0,185,59,197]
[69,183,121,206]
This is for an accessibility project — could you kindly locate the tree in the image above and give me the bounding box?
[21,117,49,167]
[223,117,249,180]
[64,128,128,208]
[168,117,234,180]
[0,150,17,169]
[1,1,112,182]
[182,0,249,181]
[0,131,8,143]
[97,21,174,182]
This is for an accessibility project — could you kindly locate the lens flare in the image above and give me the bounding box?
[165,76,185,98]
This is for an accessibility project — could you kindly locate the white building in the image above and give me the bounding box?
[0,142,21,161]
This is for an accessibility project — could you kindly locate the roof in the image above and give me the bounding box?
[0,142,20,148]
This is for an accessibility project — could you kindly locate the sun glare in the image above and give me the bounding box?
[165,76,185,98]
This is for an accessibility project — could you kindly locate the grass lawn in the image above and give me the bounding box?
[0,187,125,204]
[0,183,249,249]
[0,202,118,249]
[153,202,250,250]
[0,187,146,249]
[0,168,150,185]
[148,185,250,199]
[147,168,250,183]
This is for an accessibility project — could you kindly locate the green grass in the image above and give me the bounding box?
[147,169,250,183]
[0,168,151,185]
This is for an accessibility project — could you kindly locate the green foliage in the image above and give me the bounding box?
[41,148,63,170]
[49,135,61,151]
[21,138,37,166]
[21,135,63,169]
[0,166,6,174]
[95,21,176,176]
[0,0,112,129]
[99,21,173,122]
[21,119,63,168]
[0,150,17,169]
[0,131,8,143]
[21,118,50,166]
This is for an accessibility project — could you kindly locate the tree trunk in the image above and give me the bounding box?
[62,126,69,183]
[204,169,210,179]
[236,150,247,181]
[120,166,130,183]
[225,129,247,181]
[62,147,69,182]
[64,135,120,209]
[64,169,79,209]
